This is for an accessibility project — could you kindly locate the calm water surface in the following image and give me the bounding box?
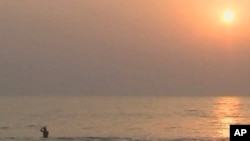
[0,95,249,141]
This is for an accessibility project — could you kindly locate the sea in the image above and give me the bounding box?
[0,95,249,141]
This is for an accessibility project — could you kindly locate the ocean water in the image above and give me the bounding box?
[0,95,249,141]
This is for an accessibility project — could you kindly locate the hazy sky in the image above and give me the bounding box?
[1,0,250,96]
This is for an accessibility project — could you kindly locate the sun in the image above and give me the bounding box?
[223,11,234,23]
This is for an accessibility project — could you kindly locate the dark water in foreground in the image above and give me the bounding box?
[1,96,249,141]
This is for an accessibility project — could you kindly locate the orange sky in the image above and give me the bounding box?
[1,0,250,95]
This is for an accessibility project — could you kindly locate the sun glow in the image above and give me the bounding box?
[223,11,234,23]
[213,97,241,137]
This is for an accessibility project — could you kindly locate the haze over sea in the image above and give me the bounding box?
[1,95,249,141]
[2,1,250,141]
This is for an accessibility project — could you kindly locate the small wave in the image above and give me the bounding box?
[164,126,178,129]
[82,127,94,130]
[0,126,9,130]
[28,124,36,128]
[171,137,229,141]
[56,137,133,141]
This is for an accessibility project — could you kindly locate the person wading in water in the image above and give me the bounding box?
[40,126,49,138]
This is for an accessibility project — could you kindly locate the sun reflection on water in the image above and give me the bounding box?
[213,97,241,137]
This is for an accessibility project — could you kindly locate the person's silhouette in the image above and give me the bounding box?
[40,126,49,138]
